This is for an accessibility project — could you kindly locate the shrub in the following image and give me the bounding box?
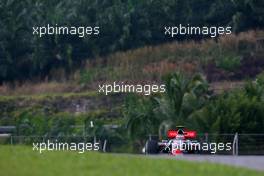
[193,87,264,134]
[215,55,241,71]
[79,68,98,84]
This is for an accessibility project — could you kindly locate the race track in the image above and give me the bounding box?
[148,154,264,171]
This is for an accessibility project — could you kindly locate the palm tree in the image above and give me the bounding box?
[124,95,159,146]
[155,72,209,138]
[123,72,209,143]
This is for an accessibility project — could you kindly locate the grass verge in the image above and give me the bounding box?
[0,146,263,176]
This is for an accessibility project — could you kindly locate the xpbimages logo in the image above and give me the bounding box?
[32,24,100,37]
[164,24,232,38]
[98,82,166,95]
[168,141,232,154]
[32,140,100,154]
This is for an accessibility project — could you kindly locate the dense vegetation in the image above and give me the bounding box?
[1,72,263,153]
[1,0,264,155]
[124,72,264,145]
[1,0,264,82]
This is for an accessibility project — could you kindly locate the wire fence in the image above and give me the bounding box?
[1,133,264,155]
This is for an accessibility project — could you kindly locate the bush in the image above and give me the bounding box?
[215,55,241,71]
[193,87,264,134]
[79,69,98,84]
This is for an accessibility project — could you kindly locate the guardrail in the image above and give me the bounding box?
[1,133,264,155]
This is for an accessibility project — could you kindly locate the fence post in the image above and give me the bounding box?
[236,133,239,155]
[149,134,152,140]
[233,133,238,155]
[94,136,96,144]
[103,140,107,152]
[205,133,208,143]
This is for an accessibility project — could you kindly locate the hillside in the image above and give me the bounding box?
[1,30,263,96]
[0,30,264,153]
[1,30,263,130]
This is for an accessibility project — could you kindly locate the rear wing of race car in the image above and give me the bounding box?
[167,129,197,139]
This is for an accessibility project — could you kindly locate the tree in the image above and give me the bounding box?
[192,77,264,134]
[155,72,209,137]
[124,95,159,146]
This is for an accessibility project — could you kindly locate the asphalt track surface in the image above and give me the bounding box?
[147,154,264,171]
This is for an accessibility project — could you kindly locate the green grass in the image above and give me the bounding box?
[0,146,263,176]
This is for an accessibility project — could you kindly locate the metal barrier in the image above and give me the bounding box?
[196,133,264,155]
[1,133,264,155]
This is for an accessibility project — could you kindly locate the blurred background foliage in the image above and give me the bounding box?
[0,0,264,153]
[124,72,264,143]
[0,0,264,82]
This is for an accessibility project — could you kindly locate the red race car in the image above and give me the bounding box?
[144,126,200,155]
